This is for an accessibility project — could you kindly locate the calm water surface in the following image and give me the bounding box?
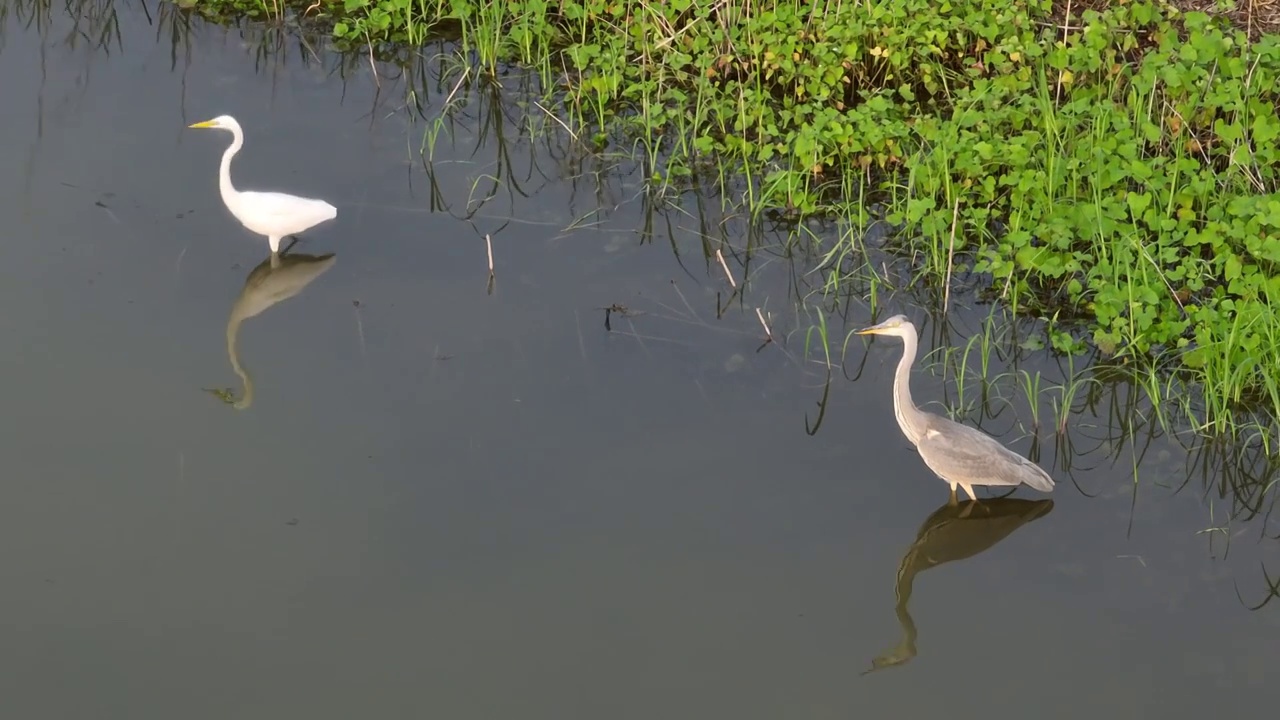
[0,3,1276,718]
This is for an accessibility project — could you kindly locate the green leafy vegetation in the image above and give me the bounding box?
[179,0,1280,441]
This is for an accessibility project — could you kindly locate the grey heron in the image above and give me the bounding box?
[856,314,1055,503]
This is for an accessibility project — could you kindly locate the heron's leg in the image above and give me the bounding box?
[948,484,958,506]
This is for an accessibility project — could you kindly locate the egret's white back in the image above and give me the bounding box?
[188,114,338,253]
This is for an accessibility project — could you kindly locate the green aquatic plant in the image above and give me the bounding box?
[178,0,1280,438]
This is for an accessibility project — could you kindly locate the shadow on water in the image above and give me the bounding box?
[210,245,337,410]
[863,498,1055,674]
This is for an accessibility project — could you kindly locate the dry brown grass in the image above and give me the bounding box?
[1052,0,1280,39]
[1177,0,1280,38]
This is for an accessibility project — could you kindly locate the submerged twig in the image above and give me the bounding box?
[352,299,368,360]
[756,308,773,342]
[669,280,701,321]
[174,244,188,280]
[574,309,588,361]
[715,248,736,288]
[485,233,496,295]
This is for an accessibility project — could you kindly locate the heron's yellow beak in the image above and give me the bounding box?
[188,119,217,128]
[856,318,897,335]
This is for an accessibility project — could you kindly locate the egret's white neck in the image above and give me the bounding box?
[219,128,243,207]
[226,313,253,410]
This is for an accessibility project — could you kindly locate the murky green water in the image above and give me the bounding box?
[0,2,1276,718]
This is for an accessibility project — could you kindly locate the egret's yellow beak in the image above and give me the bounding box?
[188,119,217,129]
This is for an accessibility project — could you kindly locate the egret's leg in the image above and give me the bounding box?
[270,252,281,270]
[960,483,979,502]
[948,484,958,506]
[268,235,281,253]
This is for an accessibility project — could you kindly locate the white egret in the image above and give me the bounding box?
[188,115,337,260]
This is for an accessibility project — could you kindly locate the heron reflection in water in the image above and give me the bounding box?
[864,498,1055,674]
[856,315,1055,503]
[213,244,337,409]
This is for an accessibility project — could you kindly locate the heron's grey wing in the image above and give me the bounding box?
[915,418,1054,492]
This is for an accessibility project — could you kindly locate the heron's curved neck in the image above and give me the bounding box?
[865,557,919,673]
[219,128,243,205]
[892,330,929,445]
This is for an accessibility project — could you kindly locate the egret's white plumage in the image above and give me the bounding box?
[188,115,336,255]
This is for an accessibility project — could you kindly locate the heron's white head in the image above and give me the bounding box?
[188,115,240,132]
[855,314,915,340]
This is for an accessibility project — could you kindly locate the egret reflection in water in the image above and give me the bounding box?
[212,247,337,410]
[863,498,1054,674]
